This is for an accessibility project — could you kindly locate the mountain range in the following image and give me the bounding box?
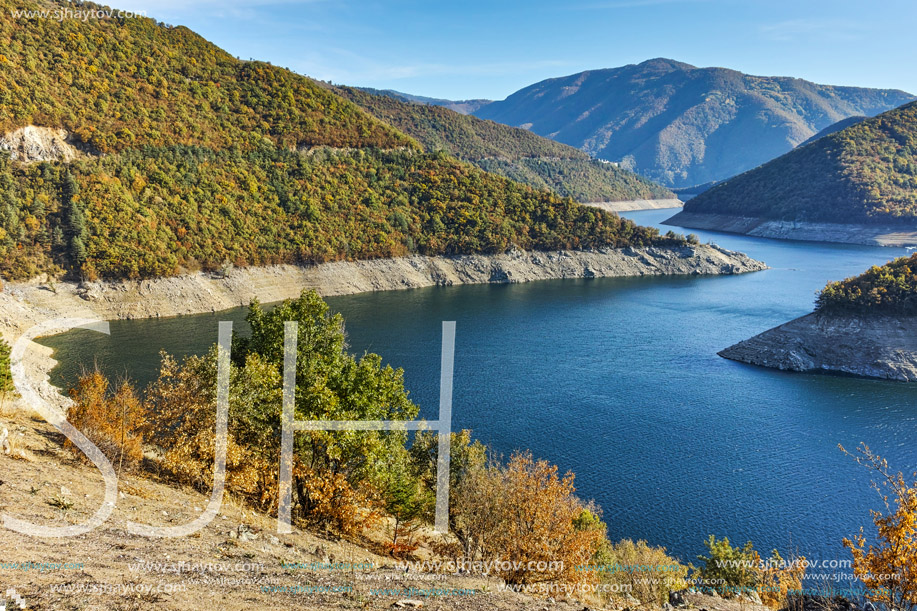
[336,86,672,202]
[469,58,914,188]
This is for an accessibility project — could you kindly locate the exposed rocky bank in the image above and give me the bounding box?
[663,212,917,247]
[0,245,763,411]
[0,125,89,163]
[1,245,764,330]
[585,198,682,212]
[719,312,917,381]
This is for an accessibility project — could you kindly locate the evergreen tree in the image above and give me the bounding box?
[0,337,14,394]
[61,170,87,269]
[71,236,87,265]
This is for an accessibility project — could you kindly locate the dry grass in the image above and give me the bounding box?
[0,391,18,418]
[1,421,35,461]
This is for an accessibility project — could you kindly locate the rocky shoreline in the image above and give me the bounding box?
[719,312,917,381]
[0,245,764,410]
[663,211,917,247]
[0,244,764,331]
[586,198,682,212]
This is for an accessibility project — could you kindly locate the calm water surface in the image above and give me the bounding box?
[38,209,917,565]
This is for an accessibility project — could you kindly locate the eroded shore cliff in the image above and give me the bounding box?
[719,312,917,381]
[1,244,764,330]
[664,212,917,247]
[0,245,764,409]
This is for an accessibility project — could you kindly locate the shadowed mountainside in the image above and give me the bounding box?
[672,101,917,230]
[473,58,914,188]
[336,85,673,202]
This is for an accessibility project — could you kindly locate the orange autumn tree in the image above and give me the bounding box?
[486,452,605,588]
[753,549,806,609]
[67,370,145,472]
[842,443,917,611]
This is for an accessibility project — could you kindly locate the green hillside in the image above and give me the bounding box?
[817,253,917,315]
[336,86,673,202]
[683,101,917,224]
[356,87,492,115]
[0,146,666,280]
[0,0,677,281]
[0,0,413,152]
[798,115,866,147]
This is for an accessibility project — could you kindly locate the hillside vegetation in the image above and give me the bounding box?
[356,87,492,115]
[816,253,917,315]
[684,101,917,224]
[0,0,412,152]
[474,58,914,187]
[0,0,678,281]
[0,144,669,280]
[798,115,866,146]
[336,86,672,202]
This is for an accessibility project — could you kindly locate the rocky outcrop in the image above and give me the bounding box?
[0,245,765,328]
[0,126,86,162]
[0,245,764,414]
[585,198,682,212]
[663,211,917,247]
[719,312,917,381]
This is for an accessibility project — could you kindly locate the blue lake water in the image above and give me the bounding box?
[37,208,917,567]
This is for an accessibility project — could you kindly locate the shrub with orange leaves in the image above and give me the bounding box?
[842,443,917,611]
[66,370,145,472]
[754,549,806,609]
[293,464,377,537]
[442,449,605,589]
[488,452,605,587]
[142,350,283,514]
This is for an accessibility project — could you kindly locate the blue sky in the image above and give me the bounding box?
[121,0,917,101]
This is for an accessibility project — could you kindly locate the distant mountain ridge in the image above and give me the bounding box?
[798,115,867,146]
[357,88,492,115]
[336,86,673,202]
[473,58,915,187]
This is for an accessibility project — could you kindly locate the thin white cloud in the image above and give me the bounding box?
[289,46,573,84]
[324,60,572,84]
[759,19,871,42]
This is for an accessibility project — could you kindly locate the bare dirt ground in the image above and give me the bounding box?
[0,405,589,610]
[0,404,778,611]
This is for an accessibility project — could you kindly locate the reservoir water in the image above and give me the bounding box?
[37,209,917,567]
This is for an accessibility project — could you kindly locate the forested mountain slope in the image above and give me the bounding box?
[474,58,914,188]
[798,116,867,147]
[356,87,492,115]
[0,0,412,152]
[336,86,673,202]
[0,0,677,281]
[678,101,917,225]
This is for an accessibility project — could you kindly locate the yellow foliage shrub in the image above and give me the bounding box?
[66,371,145,472]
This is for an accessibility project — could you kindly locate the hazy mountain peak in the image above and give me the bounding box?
[474,61,915,187]
[634,57,697,72]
